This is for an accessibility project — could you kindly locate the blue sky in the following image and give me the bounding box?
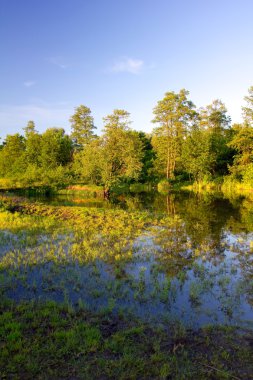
[0,0,253,138]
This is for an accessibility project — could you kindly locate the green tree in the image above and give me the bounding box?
[182,127,212,181]
[199,100,232,176]
[228,124,253,178]
[69,105,96,148]
[100,109,143,191]
[199,99,231,133]
[242,86,253,126]
[227,87,253,179]
[77,110,143,192]
[23,120,37,137]
[151,89,197,179]
[23,121,42,165]
[137,132,156,182]
[242,163,253,186]
[151,130,171,179]
[0,134,26,179]
[76,138,102,185]
[39,128,73,169]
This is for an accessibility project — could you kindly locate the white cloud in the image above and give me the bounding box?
[111,57,144,74]
[47,57,69,69]
[24,81,36,87]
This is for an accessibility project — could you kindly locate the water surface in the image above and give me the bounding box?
[1,190,253,329]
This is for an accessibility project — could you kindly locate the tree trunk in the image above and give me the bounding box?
[103,187,110,199]
[166,148,170,180]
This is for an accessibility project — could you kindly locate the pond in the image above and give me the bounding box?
[1,190,253,330]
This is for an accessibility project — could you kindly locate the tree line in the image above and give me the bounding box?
[0,86,253,191]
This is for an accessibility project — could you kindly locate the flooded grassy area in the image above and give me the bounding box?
[0,191,253,379]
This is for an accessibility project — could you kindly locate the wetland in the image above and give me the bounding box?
[0,190,253,379]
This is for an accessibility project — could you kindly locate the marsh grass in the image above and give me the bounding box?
[0,194,253,378]
[0,299,252,379]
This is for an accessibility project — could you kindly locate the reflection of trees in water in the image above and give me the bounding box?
[109,193,154,211]
[112,190,249,248]
[240,255,253,307]
[150,191,241,247]
[166,195,176,215]
[175,193,238,247]
[60,190,253,314]
[111,189,251,253]
[226,195,253,234]
[152,192,253,310]
[145,192,247,275]
[228,241,253,308]
[153,217,194,276]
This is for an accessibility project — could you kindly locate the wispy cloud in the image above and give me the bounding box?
[47,56,69,69]
[24,80,36,87]
[0,102,73,137]
[111,57,144,74]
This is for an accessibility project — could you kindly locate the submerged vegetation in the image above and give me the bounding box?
[0,192,253,378]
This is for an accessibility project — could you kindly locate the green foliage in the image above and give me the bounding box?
[69,105,96,148]
[78,109,143,190]
[23,120,37,137]
[129,182,151,192]
[182,127,212,181]
[73,139,102,184]
[0,127,73,190]
[242,163,253,186]
[242,86,253,126]
[39,128,73,169]
[228,123,253,178]
[101,110,143,188]
[152,89,197,179]
[199,100,233,176]
[151,131,170,178]
[157,179,171,193]
[25,129,42,165]
[1,85,253,191]
[134,131,156,183]
[103,108,131,132]
[0,134,26,178]
[199,99,231,133]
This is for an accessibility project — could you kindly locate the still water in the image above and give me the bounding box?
[1,190,253,329]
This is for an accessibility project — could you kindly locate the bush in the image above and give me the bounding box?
[157,179,171,193]
[242,164,253,187]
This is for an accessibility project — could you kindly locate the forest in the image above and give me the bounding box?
[1,85,253,193]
